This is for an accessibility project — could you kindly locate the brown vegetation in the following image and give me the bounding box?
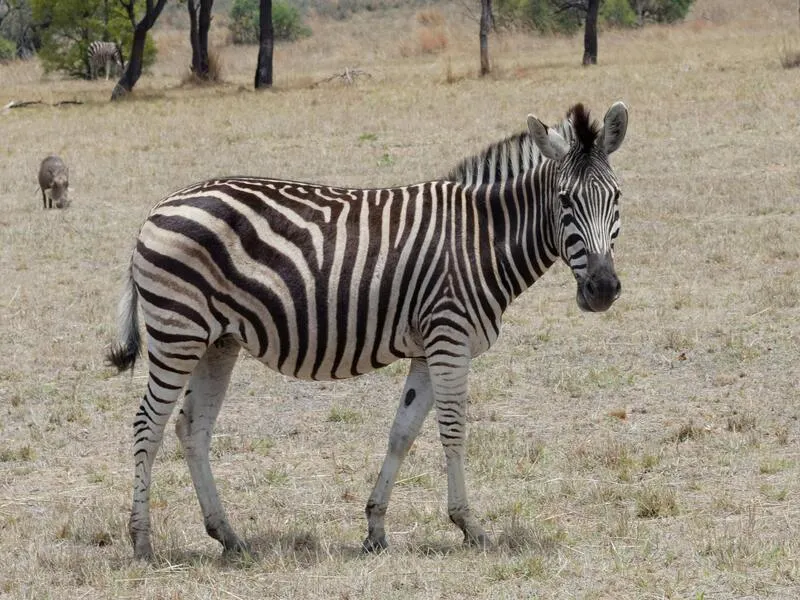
[0,0,799,597]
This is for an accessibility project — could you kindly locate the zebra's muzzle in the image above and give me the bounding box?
[575,252,621,312]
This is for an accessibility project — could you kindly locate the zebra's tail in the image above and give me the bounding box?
[107,266,140,373]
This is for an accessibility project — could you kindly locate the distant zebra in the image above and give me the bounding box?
[88,41,124,80]
[107,101,628,560]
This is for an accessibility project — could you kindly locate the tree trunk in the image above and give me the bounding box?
[479,0,493,76]
[254,0,274,89]
[188,0,201,74]
[187,0,213,78]
[582,0,599,66]
[199,0,212,76]
[112,0,169,100]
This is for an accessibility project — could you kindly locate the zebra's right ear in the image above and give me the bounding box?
[527,115,570,161]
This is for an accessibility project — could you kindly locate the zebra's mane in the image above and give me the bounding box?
[568,103,600,155]
[446,115,574,186]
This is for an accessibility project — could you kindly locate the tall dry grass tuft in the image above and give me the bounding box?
[779,38,800,68]
[418,28,448,54]
[400,8,448,57]
[181,49,224,85]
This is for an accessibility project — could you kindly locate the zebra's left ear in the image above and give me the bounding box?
[600,101,628,155]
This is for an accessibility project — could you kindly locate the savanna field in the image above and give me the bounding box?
[1,0,799,597]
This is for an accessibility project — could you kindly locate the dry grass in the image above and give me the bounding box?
[1,0,800,598]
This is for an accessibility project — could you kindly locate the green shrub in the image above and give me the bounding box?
[0,35,15,61]
[273,1,311,40]
[495,0,587,34]
[32,0,156,78]
[495,0,694,33]
[634,0,695,24]
[601,0,637,27]
[229,0,311,44]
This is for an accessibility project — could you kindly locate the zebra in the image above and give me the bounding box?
[107,101,628,560]
[87,41,124,80]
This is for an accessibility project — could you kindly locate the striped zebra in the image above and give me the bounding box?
[88,41,124,80]
[107,101,628,560]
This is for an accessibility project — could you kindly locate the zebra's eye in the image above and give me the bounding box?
[614,189,621,202]
[558,192,571,208]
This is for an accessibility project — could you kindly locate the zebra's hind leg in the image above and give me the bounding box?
[174,336,245,555]
[427,348,489,549]
[129,346,200,561]
[363,358,435,553]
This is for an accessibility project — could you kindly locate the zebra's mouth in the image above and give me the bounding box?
[576,276,621,312]
[575,253,622,312]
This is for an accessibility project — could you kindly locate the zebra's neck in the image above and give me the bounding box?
[472,164,560,309]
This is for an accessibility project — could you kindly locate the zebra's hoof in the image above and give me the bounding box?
[361,535,388,554]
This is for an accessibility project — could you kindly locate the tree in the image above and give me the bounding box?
[0,0,39,58]
[582,0,598,65]
[254,0,272,89]
[479,0,493,76]
[112,0,167,100]
[187,0,213,79]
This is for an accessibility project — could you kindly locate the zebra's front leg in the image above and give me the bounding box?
[363,358,435,553]
[428,349,489,548]
[174,336,246,555]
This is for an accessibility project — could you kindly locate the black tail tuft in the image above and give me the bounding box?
[107,266,141,373]
[106,337,139,372]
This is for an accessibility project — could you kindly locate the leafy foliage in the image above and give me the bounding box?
[494,0,695,33]
[600,0,637,27]
[0,34,15,59]
[0,0,38,57]
[31,0,156,78]
[229,0,311,45]
[631,0,695,24]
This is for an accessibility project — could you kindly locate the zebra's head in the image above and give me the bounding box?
[527,102,628,312]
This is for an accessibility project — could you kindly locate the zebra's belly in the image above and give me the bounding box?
[235,320,424,382]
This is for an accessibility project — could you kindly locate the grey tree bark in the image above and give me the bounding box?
[188,0,214,78]
[582,0,599,65]
[479,0,493,76]
[254,0,274,89]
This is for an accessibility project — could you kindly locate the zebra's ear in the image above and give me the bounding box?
[528,115,570,161]
[600,101,628,155]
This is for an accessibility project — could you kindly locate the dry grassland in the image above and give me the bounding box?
[1,0,799,597]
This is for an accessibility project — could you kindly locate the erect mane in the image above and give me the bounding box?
[567,103,600,154]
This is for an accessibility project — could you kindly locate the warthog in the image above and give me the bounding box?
[38,155,69,209]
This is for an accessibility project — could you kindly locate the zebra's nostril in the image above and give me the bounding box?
[614,280,622,298]
[585,281,596,298]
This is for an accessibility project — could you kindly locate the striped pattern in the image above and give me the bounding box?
[88,41,124,80]
[108,102,629,560]
[446,115,574,186]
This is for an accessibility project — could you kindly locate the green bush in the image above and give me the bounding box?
[633,0,695,23]
[0,35,15,60]
[496,0,582,33]
[0,0,39,58]
[495,0,694,33]
[32,0,156,78]
[601,0,637,27]
[229,0,311,44]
